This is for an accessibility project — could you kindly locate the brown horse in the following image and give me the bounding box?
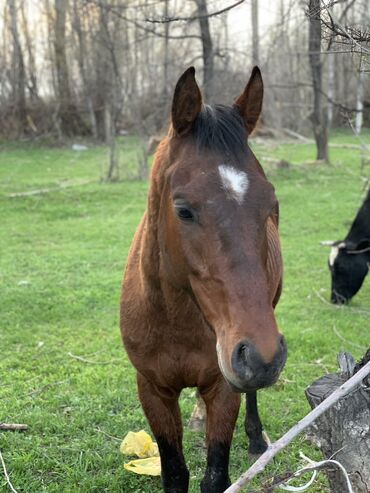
[120,66,287,493]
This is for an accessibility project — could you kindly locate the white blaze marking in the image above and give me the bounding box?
[329,247,339,266]
[218,165,249,204]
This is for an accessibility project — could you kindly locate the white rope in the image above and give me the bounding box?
[278,471,317,491]
[0,449,20,493]
[278,452,354,493]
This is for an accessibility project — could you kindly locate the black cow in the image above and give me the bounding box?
[324,188,370,304]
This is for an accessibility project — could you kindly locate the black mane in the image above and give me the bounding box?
[191,104,249,162]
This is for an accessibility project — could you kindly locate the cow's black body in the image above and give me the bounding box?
[329,189,370,304]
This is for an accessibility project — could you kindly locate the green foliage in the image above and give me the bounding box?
[1,132,369,492]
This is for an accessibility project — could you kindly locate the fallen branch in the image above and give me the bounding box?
[0,423,28,431]
[329,143,367,150]
[0,449,19,493]
[224,360,370,492]
[26,379,69,397]
[95,427,122,442]
[67,352,120,365]
[282,128,313,143]
[7,179,94,198]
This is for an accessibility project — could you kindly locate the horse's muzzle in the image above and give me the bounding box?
[229,336,287,392]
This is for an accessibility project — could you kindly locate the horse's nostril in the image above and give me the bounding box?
[232,341,259,381]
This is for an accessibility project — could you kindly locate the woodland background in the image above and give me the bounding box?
[1,0,370,179]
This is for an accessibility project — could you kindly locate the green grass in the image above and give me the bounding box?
[1,132,369,492]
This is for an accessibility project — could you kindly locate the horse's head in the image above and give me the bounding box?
[155,67,287,392]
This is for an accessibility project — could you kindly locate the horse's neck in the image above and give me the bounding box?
[140,193,161,288]
[140,185,192,323]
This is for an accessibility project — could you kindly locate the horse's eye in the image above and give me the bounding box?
[176,207,194,221]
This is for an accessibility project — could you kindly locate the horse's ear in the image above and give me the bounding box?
[171,67,202,136]
[234,66,263,134]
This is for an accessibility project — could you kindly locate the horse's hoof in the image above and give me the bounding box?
[248,431,270,459]
[188,417,206,432]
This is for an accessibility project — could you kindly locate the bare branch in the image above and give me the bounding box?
[67,352,121,365]
[0,449,19,493]
[83,0,201,39]
[0,423,28,431]
[145,0,245,23]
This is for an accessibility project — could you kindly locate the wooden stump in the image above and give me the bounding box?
[305,350,370,493]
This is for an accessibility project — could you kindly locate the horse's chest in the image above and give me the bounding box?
[132,332,220,390]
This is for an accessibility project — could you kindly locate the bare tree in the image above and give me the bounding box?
[195,0,214,102]
[8,0,27,135]
[20,1,39,103]
[54,0,88,135]
[72,0,98,138]
[251,0,259,66]
[308,0,329,162]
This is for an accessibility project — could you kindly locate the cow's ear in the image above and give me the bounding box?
[352,238,370,252]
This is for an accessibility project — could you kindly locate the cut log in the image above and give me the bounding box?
[305,349,370,493]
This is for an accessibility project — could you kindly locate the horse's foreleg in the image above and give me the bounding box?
[137,373,189,493]
[245,391,270,456]
[200,382,240,493]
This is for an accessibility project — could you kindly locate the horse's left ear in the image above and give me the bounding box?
[171,67,202,136]
[234,66,263,134]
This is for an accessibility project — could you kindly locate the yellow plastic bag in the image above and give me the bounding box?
[120,430,159,458]
[120,430,161,476]
[124,456,161,476]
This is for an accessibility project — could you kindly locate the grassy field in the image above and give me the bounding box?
[1,132,369,493]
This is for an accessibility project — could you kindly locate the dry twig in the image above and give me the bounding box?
[7,179,94,198]
[26,379,69,397]
[0,449,19,493]
[67,352,120,365]
[0,423,28,431]
[95,427,122,442]
[146,0,245,23]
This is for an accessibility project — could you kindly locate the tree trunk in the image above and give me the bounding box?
[355,63,364,135]
[72,0,97,138]
[54,0,71,132]
[308,0,329,162]
[306,350,370,493]
[251,0,259,66]
[162,0,170,122]
[195,0,214,102]
[20,1,39,103]
[54,0,86,135]
[327,51,335,128]
[8,0,27,135]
